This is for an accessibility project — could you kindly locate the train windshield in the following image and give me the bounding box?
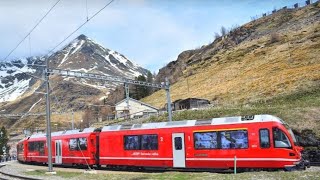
[278,117,297,145]
[288,128,297,144]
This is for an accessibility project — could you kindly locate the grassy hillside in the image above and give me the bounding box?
[140,4,320,134]
[144,4,320,108]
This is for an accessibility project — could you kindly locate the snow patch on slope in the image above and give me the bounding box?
[58,39,85,67]
[110,50,128,65]
[71,40,85,55]
[0,79,32,102]
[21,98,42,118]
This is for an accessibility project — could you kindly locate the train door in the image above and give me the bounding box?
[172,133,186,168]
[55,140,62,164]
[95,135,100,165]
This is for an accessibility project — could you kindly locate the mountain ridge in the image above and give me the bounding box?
[0,34,149,131]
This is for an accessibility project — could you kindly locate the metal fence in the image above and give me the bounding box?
[250,0,319,21]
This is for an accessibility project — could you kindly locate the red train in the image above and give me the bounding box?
[17,114,309,171]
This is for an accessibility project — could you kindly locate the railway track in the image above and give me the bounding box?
[310,162,320,166]
[0,164,41,180]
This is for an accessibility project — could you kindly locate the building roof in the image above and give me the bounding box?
[115,97,159,110]
[173,98,210,104]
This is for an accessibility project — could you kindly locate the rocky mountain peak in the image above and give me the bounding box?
[48,34,148,78]
[77,34,89,41]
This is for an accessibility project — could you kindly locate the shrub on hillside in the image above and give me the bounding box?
[270,32,282,43]
[221,26,227,36]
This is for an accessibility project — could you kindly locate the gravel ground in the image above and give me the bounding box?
[0,161,153,180]
[0,161,319,180]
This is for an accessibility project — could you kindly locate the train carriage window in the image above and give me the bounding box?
[259,129,270,148]
[28,142,35,152]
[69,138,88,151]
[124,135,141,150]
[220,130,248,149]
[78,138,88,150]
[39,142,45,155]
[194,132,218,149]
[34,142,40,151]
[273,128,291,148]
[69,138,78,151]
[174,137,182,150]
[141,135,158,150]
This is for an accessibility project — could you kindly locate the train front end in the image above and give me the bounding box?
[278,118,310,170]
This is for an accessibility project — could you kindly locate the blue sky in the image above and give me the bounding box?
[0,0,308,72]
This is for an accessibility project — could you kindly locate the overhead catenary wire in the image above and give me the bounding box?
[3,0,62,61]
[86,0,89,21]
[29,34,31,57]
[46,0,115,57]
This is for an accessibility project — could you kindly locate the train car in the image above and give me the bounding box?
[25,133,47,163]
[17,138,28,163]
[99,114,306,170]
[23,128,98,166]
[52,128,99,166]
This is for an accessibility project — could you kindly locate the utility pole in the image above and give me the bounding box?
[45,58,53,173]
[165,77,172,122]
[71,110,74,130]
[124,83,130,120]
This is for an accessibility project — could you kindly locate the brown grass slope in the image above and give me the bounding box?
[144,3,320,108]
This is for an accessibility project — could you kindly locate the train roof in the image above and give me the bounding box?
[102,114,285,132]
[28,127,96,140]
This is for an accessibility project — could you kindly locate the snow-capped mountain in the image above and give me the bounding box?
[0,34,149,104]
[50,34,147,78]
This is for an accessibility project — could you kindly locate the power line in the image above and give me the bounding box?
[86,0,89,21]
[46,0,115,57]
[3,0,61,61]
[6,62,46,67]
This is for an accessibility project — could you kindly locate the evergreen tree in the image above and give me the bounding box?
[133,75,148,99]
[146,71,153,95]
[0,126,10,156]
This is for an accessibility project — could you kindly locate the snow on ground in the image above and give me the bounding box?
[110,50,128,65]
[0,62,35,77]
[58,39,85,67]
[87,38,111,54]
[103,54,124,73]
[0,78,31,102]
[0,61,37,102]
[82,81,107,90]
[99,95,109,101]
[21,98,42,118]
[71,66,97,73]
[71,40,85,55]
[127,68,142,77]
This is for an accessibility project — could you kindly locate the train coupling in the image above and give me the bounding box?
[286,159,310,171]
